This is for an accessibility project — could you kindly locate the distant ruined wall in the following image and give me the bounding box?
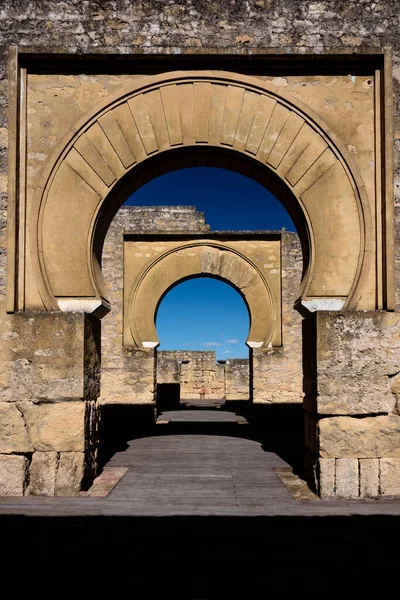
[158,350,251,401]
[157,350,226,400]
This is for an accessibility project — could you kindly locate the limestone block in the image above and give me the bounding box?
[18,401,86,451]
[0,403,33,453]
[0,455,28,496]
[380,459,400,496]
[318,415,400,458]
[252,348,302,404]
[0,313,84,401]
[336,458,359,499]
[55,452,85,496]
[29,451,58,496]
[359,458,379,498]
[318,458,335,498]
[309,312,400,415]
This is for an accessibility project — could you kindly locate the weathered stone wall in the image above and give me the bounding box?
[157,350,226,400]
[0,313,99,496]
[304,311,400,498]
[252,232,303,403]
[225,359,250,400]
[157,350,251,400]
[101,206,209,404]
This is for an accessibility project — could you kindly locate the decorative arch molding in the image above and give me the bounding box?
[123,241,281,349]
[31,71,372,314]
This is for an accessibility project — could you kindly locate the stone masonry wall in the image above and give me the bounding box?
[225,359,250,400]
[157,350,251,400]
[101,206,210,404]
[304,311,400,498]
[0,313,100,496]
[252,231,303,404]
[157,350,226,400]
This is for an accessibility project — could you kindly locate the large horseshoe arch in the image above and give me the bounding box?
[30,71,372,316]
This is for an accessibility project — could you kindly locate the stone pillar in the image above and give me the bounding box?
[225,359,249,401]
[303,311,400,499]
[0,312,100,496]
[100,347,156,404]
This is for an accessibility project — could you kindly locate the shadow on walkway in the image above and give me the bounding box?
[98,402,305,477]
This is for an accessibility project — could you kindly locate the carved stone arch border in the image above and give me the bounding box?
[124,241,280,349]
[31,70,372,314]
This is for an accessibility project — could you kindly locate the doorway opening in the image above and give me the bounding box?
[155,276,251,412]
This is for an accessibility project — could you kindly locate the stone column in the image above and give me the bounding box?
[0,312,100,496]
[303,311,400,499]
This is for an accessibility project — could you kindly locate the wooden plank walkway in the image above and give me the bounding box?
[1,420,400,516]
[2,413,400,593]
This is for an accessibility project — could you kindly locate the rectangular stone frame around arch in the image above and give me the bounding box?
[5,48,395,314]
[2,48,399,499]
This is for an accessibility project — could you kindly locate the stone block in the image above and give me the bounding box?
[318,458,335,498]
[55,452,85,496]
[29,451,58,496]
[311,312,400,415]
[0,455,28,496]
[0,403,33,453]
[380,459,400,496]
[336,458,359,499]
[318,415,400,458]
[0,312,90,403]
[359,459,379,498]
[18,401,86,451]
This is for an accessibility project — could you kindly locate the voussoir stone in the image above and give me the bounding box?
[319,415,400,458]
[17,401,86,452]
[0,402,33,453]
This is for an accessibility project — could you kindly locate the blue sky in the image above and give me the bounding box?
[125,167,295,359]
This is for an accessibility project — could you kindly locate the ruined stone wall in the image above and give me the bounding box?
[101,206,209,404]
[252,232,303,403]
[157,350,226,400]
[157,351,251,400]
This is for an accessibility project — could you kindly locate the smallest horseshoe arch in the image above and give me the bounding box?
[125,243,280,349]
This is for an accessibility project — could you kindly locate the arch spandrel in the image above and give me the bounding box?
[31,71,372,314]
[124,241,281,349]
